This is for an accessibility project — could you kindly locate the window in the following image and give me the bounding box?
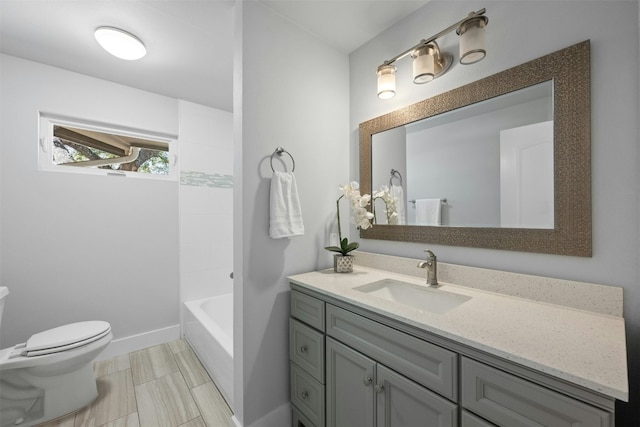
[39,113,177,179]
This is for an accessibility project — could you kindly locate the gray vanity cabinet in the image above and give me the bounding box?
[289,287,617,427]
[326,337,457,427]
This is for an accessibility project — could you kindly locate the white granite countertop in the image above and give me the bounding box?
[288,266,628,402]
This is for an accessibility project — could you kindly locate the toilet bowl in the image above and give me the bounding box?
[0,287,113,427]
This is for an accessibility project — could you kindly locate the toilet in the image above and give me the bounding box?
[0,287,113,427]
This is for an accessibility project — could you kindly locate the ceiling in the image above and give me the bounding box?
[0,0,429,112]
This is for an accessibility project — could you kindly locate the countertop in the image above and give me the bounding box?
[288,266,628,402]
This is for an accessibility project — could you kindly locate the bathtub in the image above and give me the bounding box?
[184,294,233,408]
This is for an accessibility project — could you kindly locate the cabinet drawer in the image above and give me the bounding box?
[326,304,458,401]
[290,319,325,383]
[292,405,317,427]
[461,410,496,427]
[291,290,325,332]
[461,357,612,427]
[291,362,325,427]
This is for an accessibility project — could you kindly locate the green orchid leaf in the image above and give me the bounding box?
[340,238,349,250]
[345,242,359,253]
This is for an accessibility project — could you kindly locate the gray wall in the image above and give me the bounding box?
[234,2,349,425]
[349,1,639,424]
[0,55,180,347]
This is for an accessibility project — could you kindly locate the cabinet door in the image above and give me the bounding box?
[326,337,375,427]
[376,364,457,427]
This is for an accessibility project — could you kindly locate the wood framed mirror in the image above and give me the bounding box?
[359,40,591,256]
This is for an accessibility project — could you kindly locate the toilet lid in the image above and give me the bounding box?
[24,321,111,357]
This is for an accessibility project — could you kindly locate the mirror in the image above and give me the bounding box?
[372,81,553,228]
[360,41,591,256]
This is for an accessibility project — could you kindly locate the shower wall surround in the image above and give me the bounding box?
[178,101,233,303]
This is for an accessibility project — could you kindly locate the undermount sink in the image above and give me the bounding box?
[354,279,471,314]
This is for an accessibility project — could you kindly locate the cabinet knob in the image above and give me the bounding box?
[375,384,385,393]
[363,376,373,386]
[301,391,309,400]
[300,345,308,353]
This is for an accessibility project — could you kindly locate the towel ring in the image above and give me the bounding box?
[389,169,403,187]
[270,147,296,172]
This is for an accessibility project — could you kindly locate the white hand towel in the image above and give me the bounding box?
[270,171,305,239]
[415,198,441,226]
[391,185,406,225]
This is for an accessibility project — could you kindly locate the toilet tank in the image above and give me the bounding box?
[0,287,8,331]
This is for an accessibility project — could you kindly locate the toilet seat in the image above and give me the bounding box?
[22,321,111,357]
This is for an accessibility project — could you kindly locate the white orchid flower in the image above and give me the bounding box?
[327,182,374,257]
[358,194,371,207]
[388,211,399,225]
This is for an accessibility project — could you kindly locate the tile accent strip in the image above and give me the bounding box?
[181,171,233,188]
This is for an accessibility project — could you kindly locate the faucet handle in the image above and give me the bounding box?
[424,249,436,260]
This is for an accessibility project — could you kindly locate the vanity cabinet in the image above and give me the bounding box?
[289,288,616,427]
[326,337,457,427]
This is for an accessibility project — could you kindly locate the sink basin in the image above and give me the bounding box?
[354,279,471,314]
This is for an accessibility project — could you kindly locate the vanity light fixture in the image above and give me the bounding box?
[376,64,397,99]
[94,26,147,60]
[376,8,488,99]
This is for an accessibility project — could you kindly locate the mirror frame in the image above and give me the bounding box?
[359,40,591,256]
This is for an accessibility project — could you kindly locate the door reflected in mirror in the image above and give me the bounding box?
[372,81,553,228]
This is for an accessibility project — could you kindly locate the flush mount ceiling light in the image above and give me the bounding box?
[376,8,488,99]
[94,26,147,60]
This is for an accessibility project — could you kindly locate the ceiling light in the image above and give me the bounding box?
[376,8,488,99]
[94,27,146,61]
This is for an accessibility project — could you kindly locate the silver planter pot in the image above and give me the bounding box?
[333,254,354,273]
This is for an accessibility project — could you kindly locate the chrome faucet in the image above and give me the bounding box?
[417,249,438,286]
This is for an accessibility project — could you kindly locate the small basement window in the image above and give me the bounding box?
[39,113,177,179]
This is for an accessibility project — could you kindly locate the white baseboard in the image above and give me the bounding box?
[97,324,181,360]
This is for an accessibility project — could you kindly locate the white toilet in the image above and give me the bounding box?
[0,287,113,427]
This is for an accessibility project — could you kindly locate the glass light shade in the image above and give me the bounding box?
[94,27,147,60]
[411,45,436,84]
[458,17,487,65]
[377,65,396,99]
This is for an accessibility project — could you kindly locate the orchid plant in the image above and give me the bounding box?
[325,182,374,256]
[372,185,399,225]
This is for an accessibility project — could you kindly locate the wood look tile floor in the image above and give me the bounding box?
[37,339,234,427]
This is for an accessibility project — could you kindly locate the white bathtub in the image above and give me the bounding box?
[184,294,233,408]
